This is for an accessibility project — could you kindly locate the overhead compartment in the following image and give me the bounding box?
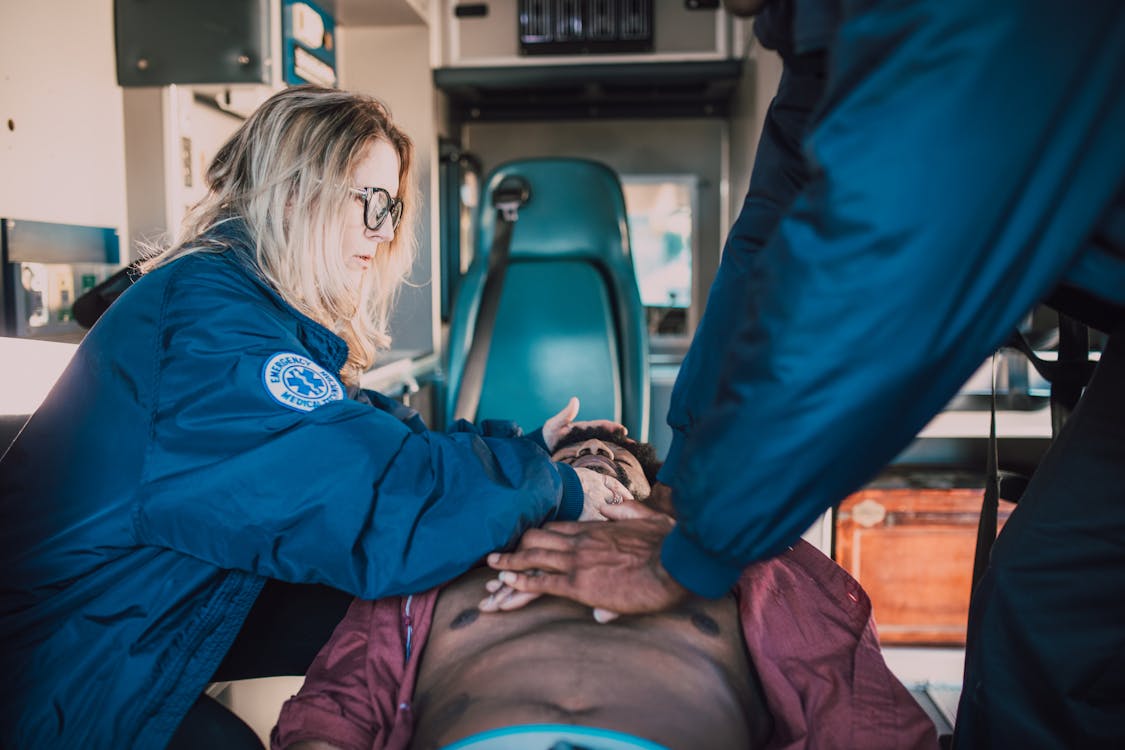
[433,0,747,121]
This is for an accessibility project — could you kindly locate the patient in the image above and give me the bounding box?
[272,428,936,750]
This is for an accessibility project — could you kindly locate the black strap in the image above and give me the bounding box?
[452,176,531,422]
[971,355,1001,594]
[1049,314,1089,436]
[73,259,144,329]
[1004,327,1096,394]
[971,316,1095,594]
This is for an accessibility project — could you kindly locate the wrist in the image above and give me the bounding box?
[552,461,584,521]
[526,426,549,451]
[655,433,686,486]
[648,482,676,518]
[660,527,743,599]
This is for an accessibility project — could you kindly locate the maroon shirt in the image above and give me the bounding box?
[273,540,937,750]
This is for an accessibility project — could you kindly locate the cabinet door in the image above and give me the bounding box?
[835,488,1014,645]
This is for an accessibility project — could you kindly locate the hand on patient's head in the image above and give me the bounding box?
[541,396,627,453]
[551,425,658,503]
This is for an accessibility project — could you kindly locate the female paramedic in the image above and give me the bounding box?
[0,85,638,750]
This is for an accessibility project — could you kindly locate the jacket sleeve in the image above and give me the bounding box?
[736,541,938,750]
[132,260,582,598]
[271,597,407,750]
[663,0,1125,596]
[659,52,827,487]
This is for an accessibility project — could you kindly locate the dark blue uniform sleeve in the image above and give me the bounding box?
[132,263,582,598]
[663,0,1125,597]
[660,52,827,487]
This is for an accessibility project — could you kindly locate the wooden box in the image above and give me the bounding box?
[835,487,1014,645]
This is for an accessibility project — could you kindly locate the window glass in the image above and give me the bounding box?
[621,175,696,336]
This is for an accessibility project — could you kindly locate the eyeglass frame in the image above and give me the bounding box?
[350,186,404,232]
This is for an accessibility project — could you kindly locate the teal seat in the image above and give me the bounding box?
[445,158,650,440]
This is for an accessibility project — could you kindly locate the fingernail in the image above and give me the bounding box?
[499,571,517,584]
[479,595,494,610]
[593,609,614,623]
[487,553,499,565]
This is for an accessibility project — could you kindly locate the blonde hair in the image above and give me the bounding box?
[143,85,417,384]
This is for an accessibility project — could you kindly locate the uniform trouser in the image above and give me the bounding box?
[955,324,1125,748]
[168,580,353,749]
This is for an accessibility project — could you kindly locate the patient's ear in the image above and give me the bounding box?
[648,482,677,518]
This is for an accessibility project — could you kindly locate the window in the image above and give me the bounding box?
[621,175,696,336]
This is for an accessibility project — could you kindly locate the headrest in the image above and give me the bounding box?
[476,158,632,264]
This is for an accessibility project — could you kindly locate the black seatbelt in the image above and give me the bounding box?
[452,176,531,422]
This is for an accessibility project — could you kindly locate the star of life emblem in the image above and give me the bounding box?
[262,352,344,412]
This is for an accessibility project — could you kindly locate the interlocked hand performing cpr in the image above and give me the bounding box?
[479,509,689,621]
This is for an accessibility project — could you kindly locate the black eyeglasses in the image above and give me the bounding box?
[351,186,404,232]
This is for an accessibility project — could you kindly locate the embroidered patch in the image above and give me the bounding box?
[261,352,344,412]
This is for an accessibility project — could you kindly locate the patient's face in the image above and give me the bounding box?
[551,427,654,502]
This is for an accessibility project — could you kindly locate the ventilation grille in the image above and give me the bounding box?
[520,0,552,42]
[517,0,654,55]
[618,0,650,40]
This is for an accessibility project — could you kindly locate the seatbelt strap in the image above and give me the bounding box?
[452,176,531,422]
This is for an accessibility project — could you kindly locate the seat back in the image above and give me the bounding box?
[445,158,649,439]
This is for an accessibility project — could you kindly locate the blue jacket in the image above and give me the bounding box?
[0,228,583,749]
[661,0,1125,597]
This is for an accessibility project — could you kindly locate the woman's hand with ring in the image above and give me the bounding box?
[572,467,645,520]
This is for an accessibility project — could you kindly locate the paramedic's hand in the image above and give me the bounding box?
[484,513,689,618]
[572,466,648,521]
[542,396,626,452]
[479,502,664,616]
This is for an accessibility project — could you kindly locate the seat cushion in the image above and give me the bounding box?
[477,260,620,429]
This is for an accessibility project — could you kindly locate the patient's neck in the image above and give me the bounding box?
[410,568,772,750]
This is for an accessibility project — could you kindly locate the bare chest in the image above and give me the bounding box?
[410,570,771,750]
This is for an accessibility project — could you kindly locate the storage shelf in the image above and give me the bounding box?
[433,59,744,121]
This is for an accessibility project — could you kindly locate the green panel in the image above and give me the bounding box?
[477,262,619,429]
[445,158,649,439]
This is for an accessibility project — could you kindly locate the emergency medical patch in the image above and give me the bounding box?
[262,352,344,412]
